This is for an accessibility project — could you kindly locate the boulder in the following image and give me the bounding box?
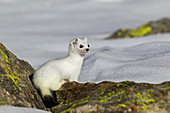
[107,18,170,39]
[52,81,170,113]
[0,42,46,110]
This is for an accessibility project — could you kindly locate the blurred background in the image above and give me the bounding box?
[1,0,170,39]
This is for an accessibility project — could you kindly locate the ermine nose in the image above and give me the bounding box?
[86,48,89,52]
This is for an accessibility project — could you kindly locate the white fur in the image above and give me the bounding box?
[32,37,90,98]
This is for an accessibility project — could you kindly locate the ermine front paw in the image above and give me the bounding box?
[61,80,68,84]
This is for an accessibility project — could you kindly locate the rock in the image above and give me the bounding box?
[0,42,46,110]
[51,81,170,113]
[148,18,170,34]
[107,18,170,39]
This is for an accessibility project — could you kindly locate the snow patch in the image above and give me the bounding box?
[80,41,170,84]
[0,106,51,113]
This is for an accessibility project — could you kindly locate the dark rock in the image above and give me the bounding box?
[148,18,170,34]
[0,42,46,110]
[51,81,170,113]
[107,18,170,39]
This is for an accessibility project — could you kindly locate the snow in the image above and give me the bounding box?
[1,0,170,112]
[80,40,170,83]
[0,106,51,113]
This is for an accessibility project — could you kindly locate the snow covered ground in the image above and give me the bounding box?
[0,106,51,113]
[1,0,170,112]
[80,36,170,84]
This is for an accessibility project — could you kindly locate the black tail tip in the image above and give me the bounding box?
[43,95,58,108]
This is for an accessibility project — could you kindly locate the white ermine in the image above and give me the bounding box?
[32,37,90,107]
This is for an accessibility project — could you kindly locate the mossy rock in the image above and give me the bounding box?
[0,42,46,110]
[107,18,170,39]
[51,81,170,113]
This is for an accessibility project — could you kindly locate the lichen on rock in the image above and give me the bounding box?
[126,24,152,38]
[107,18,170,39]
[51,81,170,113]
[0,42,46,110]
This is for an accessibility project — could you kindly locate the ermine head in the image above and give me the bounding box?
[69,37,90,57]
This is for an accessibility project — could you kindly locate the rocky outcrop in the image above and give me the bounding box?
[0,43,45,110]
[107,18,170,39]
[52,81,170,113]
[0,42,170,113]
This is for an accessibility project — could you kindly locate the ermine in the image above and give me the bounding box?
[32,37,90,107]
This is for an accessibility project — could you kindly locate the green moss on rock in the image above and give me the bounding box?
[0,42,45,109]
[0,48,22,90]
[107,18,170,39]
[126,24,152,38]
[107,23,152,39]
[51,81,170,113]
[0,49,10,63]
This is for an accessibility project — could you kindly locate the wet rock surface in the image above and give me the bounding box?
[107,18,170,39]
[0,42,45,110]
[52,81,170,113]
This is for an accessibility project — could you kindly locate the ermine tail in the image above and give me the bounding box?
[39,82,63,107]
[43,95,56,108]
[40,87,56,108]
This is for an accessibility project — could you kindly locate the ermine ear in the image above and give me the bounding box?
[75,38,78,43]
[72,38,79,45]
[84,37,88,42]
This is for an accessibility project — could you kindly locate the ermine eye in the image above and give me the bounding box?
[80,45,84,48]
[88,44,90,47]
